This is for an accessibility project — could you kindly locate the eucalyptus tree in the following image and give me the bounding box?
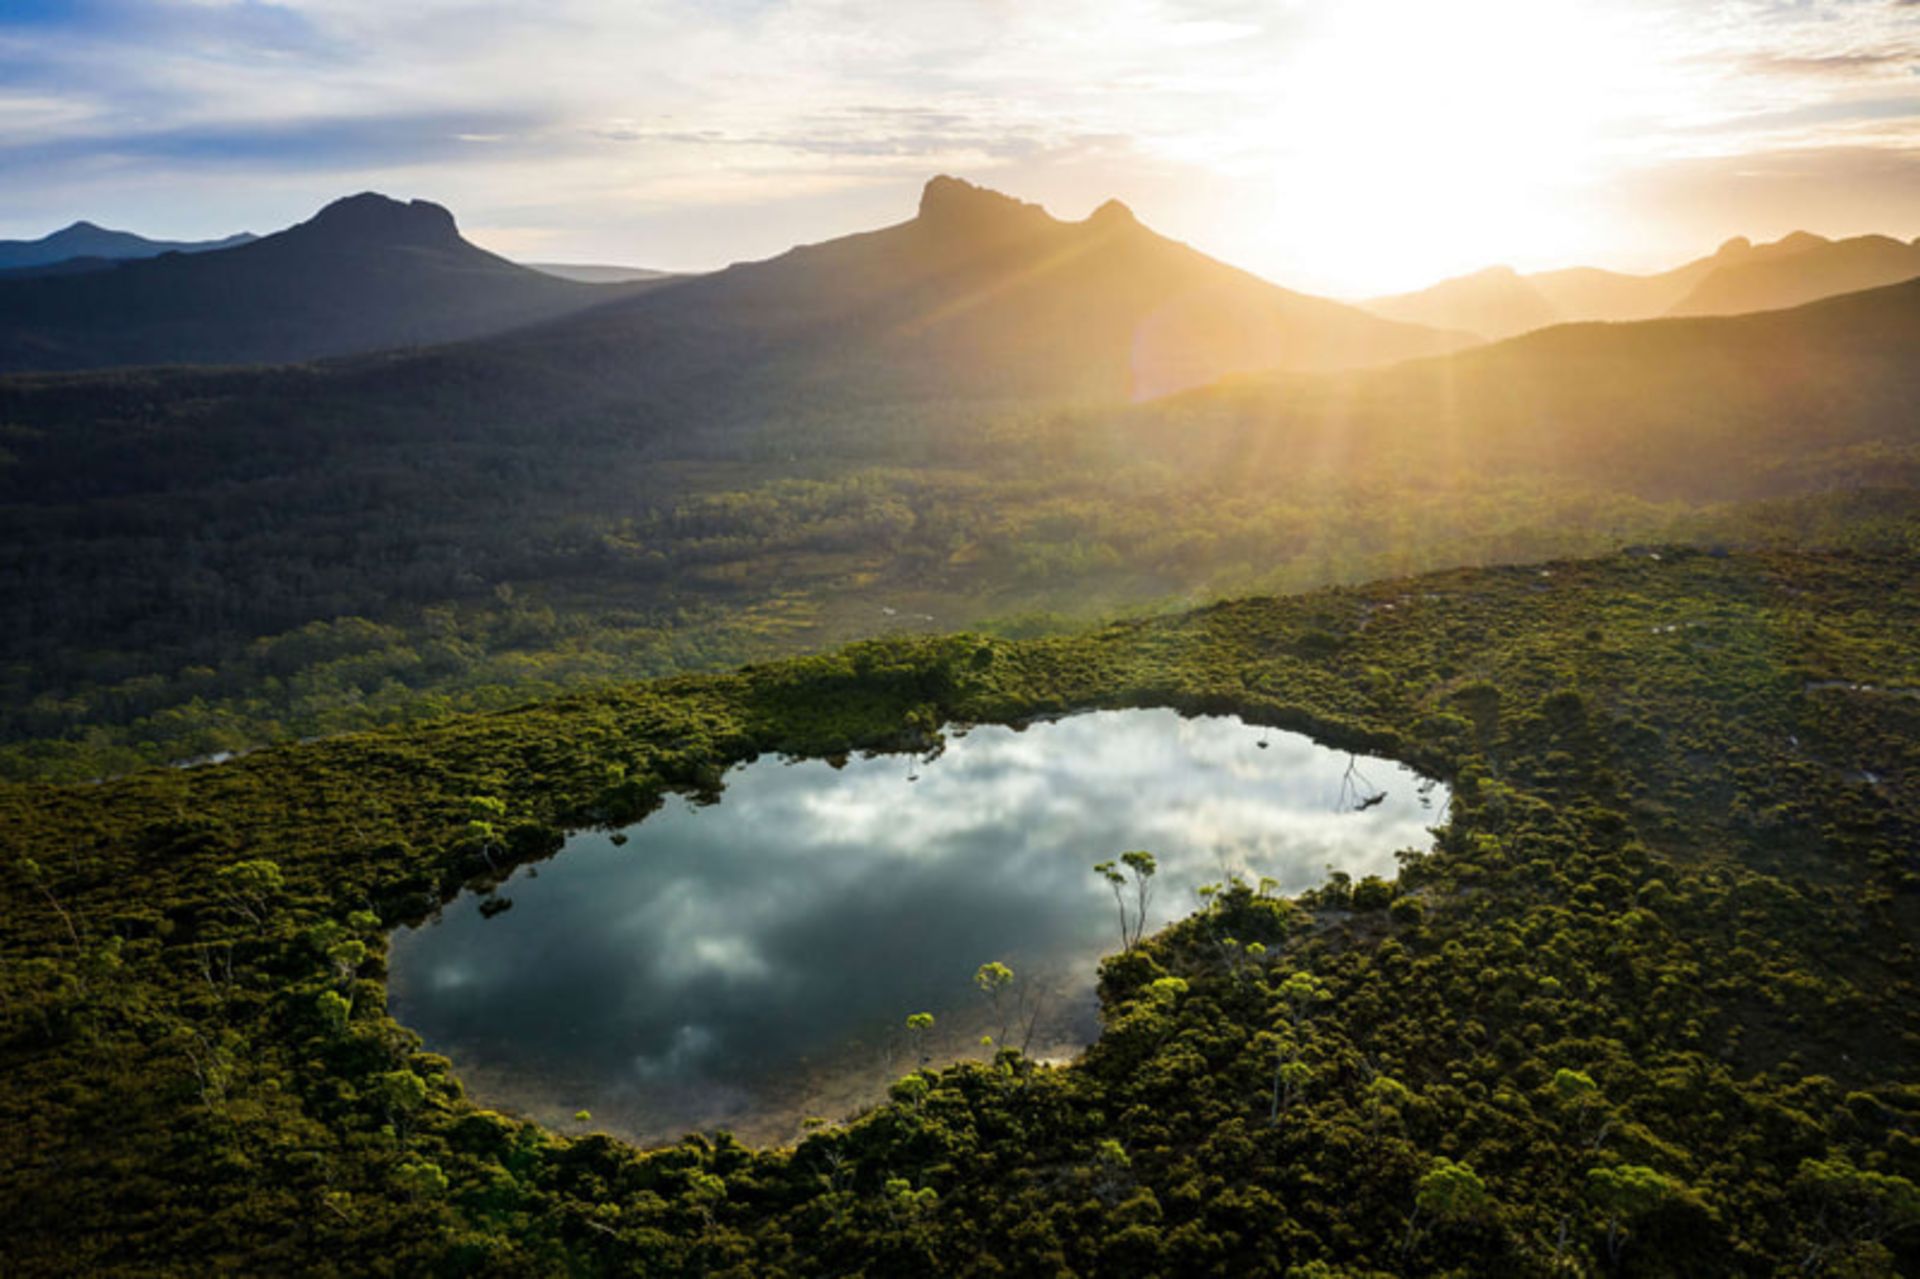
[1404,1158,1491,1258]
[214,858,284,926]
[975,962,1014,1051]
[1586,1164,1691,1265]
[905,1011,935,1066]
[17,857,79,952]
[1791,1155,1920,1272]
[1093,850,1158,951]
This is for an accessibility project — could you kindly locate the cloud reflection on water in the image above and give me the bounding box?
[388,709,1443,1143]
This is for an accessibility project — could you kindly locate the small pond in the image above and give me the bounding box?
[387,709,1444,1145]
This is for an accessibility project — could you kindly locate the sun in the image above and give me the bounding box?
[1227,0,1677,294]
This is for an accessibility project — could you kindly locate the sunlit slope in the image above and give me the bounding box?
[1524,258,1719,324]
[1133,276,1920,500]
[377,174,1475,413]
[0,194,624,372]
[1358,238,1742,339]
[1360,232,1920,341]
[1667,233,1920,318]
[1360,266,1562,344]
[644,175,1475,400]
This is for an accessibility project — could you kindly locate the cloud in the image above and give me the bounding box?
[588,105,1089,162]
[1681,94,1920,141]
[1743,51,1916,76]
[0,109,548,168]
[1,0,1919,290]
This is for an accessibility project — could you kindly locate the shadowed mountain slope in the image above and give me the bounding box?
[0,194,628,371]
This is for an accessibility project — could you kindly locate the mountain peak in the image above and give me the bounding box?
[1087,198,1137,228]
[915,176,1049,234]
[296,193,461,247]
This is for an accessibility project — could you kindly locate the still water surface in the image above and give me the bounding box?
[387,709,1443,1145]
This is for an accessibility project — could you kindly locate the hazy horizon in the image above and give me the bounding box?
[4,0,1919,295]
[11,174,1920,304]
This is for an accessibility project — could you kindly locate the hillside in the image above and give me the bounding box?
[1361,231,1920,340]
[0,251,1916,778]
[0,194,628,371]
[1360,265,1563,342]
[1145,275,1920,499]
[356,175,1474,419]
[1667,232,1920,317]
[1356,237,1747,339]
[1523,255,1719,324]
[0,219,255,269]
[0,549,1914,1275]
[641,175,1475,401]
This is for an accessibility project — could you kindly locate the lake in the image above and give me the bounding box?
[386,708,1443,1145]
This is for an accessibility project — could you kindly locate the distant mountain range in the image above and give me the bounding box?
[0,220,256,270]
[9,178,1916,496]
[0,195,634,371]
[0,177,1471,383]
[1360,231,1920,341]
[5,180,1914,486]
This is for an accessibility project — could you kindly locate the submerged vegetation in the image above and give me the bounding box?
[3,546,1915,1274]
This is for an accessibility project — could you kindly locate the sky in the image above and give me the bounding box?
[2,0,1919,296]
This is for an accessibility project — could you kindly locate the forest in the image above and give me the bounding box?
[2,546,1915,1275]
[3,317,1917,782]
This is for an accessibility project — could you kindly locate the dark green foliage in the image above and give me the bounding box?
[0,548,1917,1274]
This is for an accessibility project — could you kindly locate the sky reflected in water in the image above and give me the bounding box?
[387,709,1443,1145]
